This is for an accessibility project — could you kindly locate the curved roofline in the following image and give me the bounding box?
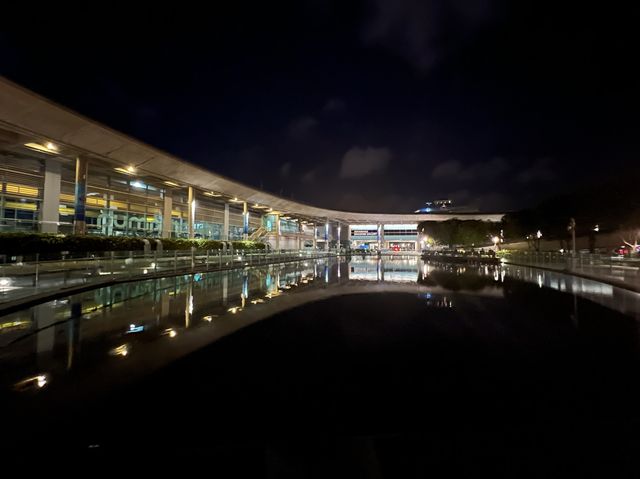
[0,76,505,224]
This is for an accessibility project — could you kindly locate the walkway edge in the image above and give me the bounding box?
[504,260,640,294]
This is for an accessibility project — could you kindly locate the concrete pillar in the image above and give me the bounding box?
[223,203,230,240]
[162,192,173,238]
[41,158,61,234]
[73,156,89,235]
[380,224,385,249]
[242,201,249,240]
[275,214,280,250]
[313,224,317,250]
[187,186,195,239]
[337,224,342,249]
[324,221,329,251]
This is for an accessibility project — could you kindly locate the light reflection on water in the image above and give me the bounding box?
[2,255,640,394]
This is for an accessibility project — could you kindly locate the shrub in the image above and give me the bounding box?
[0,233,267,258]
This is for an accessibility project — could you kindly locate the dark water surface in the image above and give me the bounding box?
[2,257,640,475]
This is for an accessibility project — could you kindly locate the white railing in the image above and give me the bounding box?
[501,250,640,288]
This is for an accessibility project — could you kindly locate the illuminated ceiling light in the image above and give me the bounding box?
[230,197,242,202]
[24,142,59,155]
[114,167,136,176]
[203,191,222,197]
[164,181,181,187]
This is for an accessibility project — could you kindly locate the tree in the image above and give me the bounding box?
[620,228,640,257]
[420,220,498,248]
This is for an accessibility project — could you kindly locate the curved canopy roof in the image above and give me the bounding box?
[0,76,504,224]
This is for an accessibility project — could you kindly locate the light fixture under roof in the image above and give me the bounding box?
[24,142,59,155]
[114,166,136,175]
[164,181,181,187]
[230,197,243,202]
[203,191,222,197]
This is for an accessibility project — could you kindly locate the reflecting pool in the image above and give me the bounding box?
[2,255,640,474]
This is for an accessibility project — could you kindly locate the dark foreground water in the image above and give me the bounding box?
[2,256,640,475]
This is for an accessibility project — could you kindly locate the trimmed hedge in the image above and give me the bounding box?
[0,233,266,257]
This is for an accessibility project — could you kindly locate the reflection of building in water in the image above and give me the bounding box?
[348,257,419,282]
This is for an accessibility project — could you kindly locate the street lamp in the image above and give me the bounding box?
[535,230,542,252]
[567,218,576,254]
[492,236,500,252]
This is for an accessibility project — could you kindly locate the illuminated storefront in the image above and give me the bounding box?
[349,224,418,250]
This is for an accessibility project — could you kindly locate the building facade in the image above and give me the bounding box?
[0,76,505,250]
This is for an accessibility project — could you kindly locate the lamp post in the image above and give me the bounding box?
[568,218,576,254]
[492,235,500,252]
[535,230,542,252]
[589,224,599,253]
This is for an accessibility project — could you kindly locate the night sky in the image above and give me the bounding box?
[2,1,639,213]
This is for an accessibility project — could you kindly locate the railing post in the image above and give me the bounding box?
[206,249,210,271]
[191,248,195,272]
[174,250,178,274]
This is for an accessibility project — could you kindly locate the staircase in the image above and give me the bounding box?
[249,226,267,241]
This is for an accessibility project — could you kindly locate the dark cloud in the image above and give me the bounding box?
[432,157,509,181]
[322,98,346,113]
[339,146,392,179]
[363,0,500,72]
[280,162,292,177]
[286,116,318,140]
[517,158,556,183]
[302,169,317,183]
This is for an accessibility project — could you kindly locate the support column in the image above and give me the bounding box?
[337,223,342,249]
[242,201,249,240]
[223,203,230,240]
[324,221,329,251]
[162,192,173,238]
[187,186,195,239]
[73,156,89,235]
[41,159,61,234]
[312,224,317,250]
[275,213,280,250]
[380,224,385,249]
